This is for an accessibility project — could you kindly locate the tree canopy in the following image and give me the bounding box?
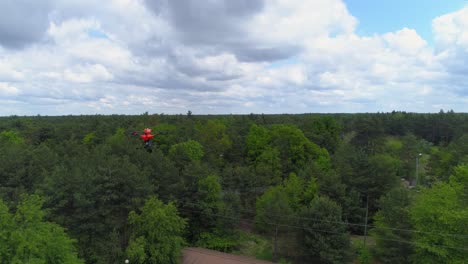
[0,112,467,263]
[126,197,187,264]
[0,195,83,264]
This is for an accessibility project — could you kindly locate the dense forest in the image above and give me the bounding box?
[0,111,467,264]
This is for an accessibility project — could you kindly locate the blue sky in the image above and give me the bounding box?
[1,0,468,115]
[345,0,467,43]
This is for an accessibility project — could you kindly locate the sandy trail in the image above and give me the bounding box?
[183,247,275,264]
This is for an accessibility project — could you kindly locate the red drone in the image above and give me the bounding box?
[132,128,155,152]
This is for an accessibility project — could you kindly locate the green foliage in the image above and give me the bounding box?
[196,175,224,228]
[40,151,153,263]
[371,187,413,263]
[384,137,403,153]
[429,134,468,182]
[255,186,293,233]
[303,115,342,153]
[107,127,126,143]
[409,166,468,264]
[354,241,372,264]
[170,140,204,161]
[126,197,187,264]
[397,134,431,182]
[233,231,273,261]
[0,130,24,144]
[246,124,283,186]
[283,173,304,211]
[1,113,468,263]
[253,146,282,186]
[198,175,222,204]
[0,199,14,261]
[105,127,128,155]
[335,142,402,214]
[270,124,330,175]
[350,115,384,149]
[302,177,318,205]
[186,174,229,243]
[221,191,242,227]
[451,163,468,182]
[153,123,178,152]
[125,237,146,264]
[221,165,259,212]
[82,132,96,145]
[246,124,271,161]
[169,140,204,169]
[278,258,293,264]
[0,139,30,204]
[196,120,232,165]
[299,159,346,204]
[298,196,351,264]
[341,189,365,233]
[197,175,224,226]
[0,195,83,264]
[451,165,468,206]
[195,231,239,252]
[367,154,401,196]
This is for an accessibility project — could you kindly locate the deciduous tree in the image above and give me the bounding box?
[0,195,83,264]
[298,196,351,264]
[126,197,186,264]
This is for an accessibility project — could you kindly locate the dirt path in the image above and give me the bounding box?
[183,247,274,264]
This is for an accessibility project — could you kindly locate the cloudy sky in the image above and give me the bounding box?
[1,0,467,115]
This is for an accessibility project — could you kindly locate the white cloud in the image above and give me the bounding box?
[429,6,468,99]
[48,19,134,69]
[248,0,357,44]
[433,7,468,49]
[0,1,467,115]
[0,82,20,95]
[63,64,113,83]
[0,60,24,81]
[383,28,428,55]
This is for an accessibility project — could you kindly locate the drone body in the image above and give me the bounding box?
[131,128,155,152]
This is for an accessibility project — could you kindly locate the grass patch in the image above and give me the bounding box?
[233,230,273,261]
[351,235,375,247]
[195,231,240,252]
